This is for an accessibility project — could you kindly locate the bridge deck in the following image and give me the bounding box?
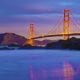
[31,33,80,39]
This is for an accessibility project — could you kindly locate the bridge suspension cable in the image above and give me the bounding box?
[46,15,63,36]
[70,13,80,33]
[26,9,80,42]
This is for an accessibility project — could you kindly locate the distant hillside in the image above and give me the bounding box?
[0,33,80,50]
[0,33,26,45]
[34,39,53,46]
[0,33,53,46]
[46,37,80,50]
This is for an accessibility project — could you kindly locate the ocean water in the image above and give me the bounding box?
[0,50,80,80]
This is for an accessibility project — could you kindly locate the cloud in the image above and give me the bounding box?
[59,2,75,6]
[0,0,80,36]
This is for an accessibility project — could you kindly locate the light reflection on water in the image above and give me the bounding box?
[0,50,80,80]
[29,62,75,80]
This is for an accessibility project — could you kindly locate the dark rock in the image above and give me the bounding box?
[46,37,80,50]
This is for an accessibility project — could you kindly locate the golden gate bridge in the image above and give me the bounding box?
[26,9,80,46]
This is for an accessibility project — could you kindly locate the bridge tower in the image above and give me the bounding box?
[27,24,35,46]
[63,9,70,40]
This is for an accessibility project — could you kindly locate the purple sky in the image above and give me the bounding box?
[0,0,80,37]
